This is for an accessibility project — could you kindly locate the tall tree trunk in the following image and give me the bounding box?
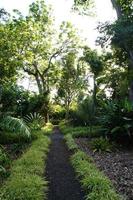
[35,74,43,94]
[111,0,133,102]
[111,0,122,18]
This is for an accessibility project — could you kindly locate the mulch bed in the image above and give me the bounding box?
[46,128,85,200]
[75,138,133,200]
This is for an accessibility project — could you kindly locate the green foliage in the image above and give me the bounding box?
[0,10,18,84]
[83,47,104,77]
[65,131,121,199]
[61,125,101,138]
[71,150,121,200]
[0,84,30,116]
[65,134,78,151]
[90,137,113,152]
[24,112,45,130]
[76,97,96,126]
[0,131,31,145]
[1,116,31,138]
[73,0,94,15]
[50,105,66,124]
[0,147,11,179]
[99,99,133,139]
[57,51,86,119]
[0,130,50,200]
[42,122,53,135]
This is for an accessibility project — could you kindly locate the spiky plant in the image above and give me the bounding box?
[24,112,45,130]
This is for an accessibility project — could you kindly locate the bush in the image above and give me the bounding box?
[24,112,45,131]
[50,105,66,125]
[0,131,31,144]
[99,99,133,141]
[90,137,113,152]
[0,130,50,200]
[0,147,11,179]
[42,122,53,135]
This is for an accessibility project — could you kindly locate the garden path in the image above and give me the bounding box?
[46,127,85,200]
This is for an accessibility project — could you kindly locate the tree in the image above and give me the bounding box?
[0,9,19,84]
[74,0,133,102]
[57,52,86,119]
[82,47,103,108]
[9,1,83,121]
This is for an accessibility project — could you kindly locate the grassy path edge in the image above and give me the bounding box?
[64,133,123,200]
[0,130,50,200]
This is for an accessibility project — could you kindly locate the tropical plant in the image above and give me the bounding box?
[0,116,31,137]
[90,137,113,152]
[24,112,45,130]
[99,99,133,139]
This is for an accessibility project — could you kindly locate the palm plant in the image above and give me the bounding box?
[0,85,30,137]
[99,99,133,139]
[24,112,45,130]
[1,116,31,137]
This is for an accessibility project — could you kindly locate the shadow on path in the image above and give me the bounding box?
[46,127,85,200]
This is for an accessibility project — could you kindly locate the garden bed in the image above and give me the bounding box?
[76,138,133,200]
[0,130,50,200]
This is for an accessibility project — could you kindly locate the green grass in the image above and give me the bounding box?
[65,134,122,200]
[0,130,50,200]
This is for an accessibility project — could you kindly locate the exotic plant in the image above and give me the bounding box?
[24,112,45,130]
[99,99,133,139]
[1,116,31,137]
[90,137,113,152]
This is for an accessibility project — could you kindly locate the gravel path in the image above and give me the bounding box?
[46,128,85,200]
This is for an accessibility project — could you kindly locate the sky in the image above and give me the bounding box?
[0,0,116,48]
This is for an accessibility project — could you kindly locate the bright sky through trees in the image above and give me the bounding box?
[0,0,116,91]
[0,0,116,48]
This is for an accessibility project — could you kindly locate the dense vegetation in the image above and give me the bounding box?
[0,0,133,199]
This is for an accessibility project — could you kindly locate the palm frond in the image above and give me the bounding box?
[1,116,31,137]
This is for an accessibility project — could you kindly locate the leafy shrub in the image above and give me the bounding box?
[50,105,66,125]
[0,147,11,178]
[24,112,45,130]
[0,116,31,138]
[99,99,133,140]
[90,137,113,152]
[59,120,70,130]
[9,143,29,155]
[42,122,53,135]
[1,84,30,116]
[0,131,31,144]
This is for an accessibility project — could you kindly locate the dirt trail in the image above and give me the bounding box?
[46,128,85,200]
